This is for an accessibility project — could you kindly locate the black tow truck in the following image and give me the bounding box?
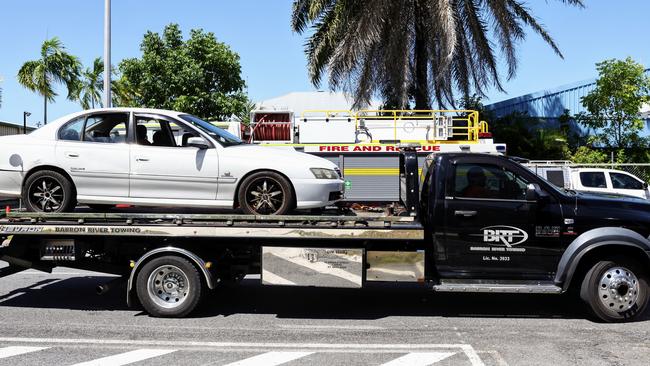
[1,147,649,322]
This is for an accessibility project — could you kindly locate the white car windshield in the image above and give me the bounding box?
[179,114,243,147]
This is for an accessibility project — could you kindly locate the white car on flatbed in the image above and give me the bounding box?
[0,108,344,214]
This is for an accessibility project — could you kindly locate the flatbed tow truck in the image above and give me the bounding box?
[1,147,649,322]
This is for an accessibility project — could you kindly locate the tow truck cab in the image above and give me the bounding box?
[419,152,650,281]
[417,152,650,321]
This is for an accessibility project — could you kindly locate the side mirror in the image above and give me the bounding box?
[526,183,539,201]
[187,136,209,149]
[644,182,648,190]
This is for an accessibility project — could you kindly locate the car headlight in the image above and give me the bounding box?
[310,168,339,179]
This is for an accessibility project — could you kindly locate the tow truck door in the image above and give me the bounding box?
[439,156,564,278]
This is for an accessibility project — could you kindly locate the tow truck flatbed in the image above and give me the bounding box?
[0,211,423,240]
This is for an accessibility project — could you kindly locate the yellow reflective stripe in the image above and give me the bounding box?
[343,168,424,176]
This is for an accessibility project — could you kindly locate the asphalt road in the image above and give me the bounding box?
[0,266,648,366]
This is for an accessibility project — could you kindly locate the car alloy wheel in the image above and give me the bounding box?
[245,177,285,215]
[28,177,65,212]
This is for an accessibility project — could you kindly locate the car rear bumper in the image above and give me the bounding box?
[293,178,344,209]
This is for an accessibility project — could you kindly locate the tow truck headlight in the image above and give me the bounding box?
[310,168,339,179]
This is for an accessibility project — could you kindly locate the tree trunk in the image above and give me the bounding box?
[413,1,431,110]
[43,95,47,125]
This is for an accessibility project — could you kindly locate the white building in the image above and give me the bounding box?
[257,91,381,117]
[0,120,34,136]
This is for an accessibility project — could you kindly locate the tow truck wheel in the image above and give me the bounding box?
[22,170,76,213]
[136,256,203,317]
[580,259,649,322]
[238,171,293,215]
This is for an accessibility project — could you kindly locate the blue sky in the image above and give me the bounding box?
[0,1,649,126]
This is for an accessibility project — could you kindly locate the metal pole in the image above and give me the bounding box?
[103,0,112,108]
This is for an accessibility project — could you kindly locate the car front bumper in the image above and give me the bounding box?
[292,178,344,209]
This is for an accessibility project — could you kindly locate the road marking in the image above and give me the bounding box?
[277,324,385,330]
[0,338,484,366]
[222,351,313,366]
[0,346,48,359]
[70,349,175,366]
[380,352,456,366]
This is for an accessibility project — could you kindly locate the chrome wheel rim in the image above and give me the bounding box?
[598,266,639,314]
[147,265,190,309]
[28,177,65,212]
[245,177,284,215]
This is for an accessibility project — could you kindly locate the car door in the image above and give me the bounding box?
[129,114,219,200]
[439,156,564,279]
[608,171,649,199]
[55,112,130,198]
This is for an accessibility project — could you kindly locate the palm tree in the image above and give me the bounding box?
[292,0,583,109]
[75,57,104,109]
[17,37,80,124]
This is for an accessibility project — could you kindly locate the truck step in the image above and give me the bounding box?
[433,280,562,294]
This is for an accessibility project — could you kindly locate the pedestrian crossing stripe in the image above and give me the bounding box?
[0,347,479,365]
[0,346,48,359]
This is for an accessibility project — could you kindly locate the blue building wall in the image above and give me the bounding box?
[484,69,650,121]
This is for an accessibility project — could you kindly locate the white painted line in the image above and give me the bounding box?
[277,324,385,330]
[222,351,313,366]
[380,352,456,366]
[0,346,48,359]
[0,338,485,366]
[70,349,175,366]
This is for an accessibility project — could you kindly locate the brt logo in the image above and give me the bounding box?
[482,226,528,247]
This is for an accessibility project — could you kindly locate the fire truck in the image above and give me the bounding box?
[218,109,505,201]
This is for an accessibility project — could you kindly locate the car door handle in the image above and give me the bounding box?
[454,210,477,217]
[135,157,150,162]
[65,152,79,158]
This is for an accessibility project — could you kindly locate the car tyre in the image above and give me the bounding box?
[238,171,293,215]
[22,170,76,213]
[136,255,203,318]
[580,258,649,322]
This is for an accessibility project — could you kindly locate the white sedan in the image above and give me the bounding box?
[0,108,344,215]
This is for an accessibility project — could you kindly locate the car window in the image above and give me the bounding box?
[545,170,565,188]
[83,113,129,143]
[135,116,200,147]
[454,163,529,200]
[579,172,607,188]
[58,117,85,141]
[610,172,644,190]
[179,114,243,147]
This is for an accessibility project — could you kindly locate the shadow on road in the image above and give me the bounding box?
[0,276,129,311]
[1,276,649,323]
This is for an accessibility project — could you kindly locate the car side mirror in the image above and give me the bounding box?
[644,182,648,190]
[187,137,209,149]
[526,183,539,201]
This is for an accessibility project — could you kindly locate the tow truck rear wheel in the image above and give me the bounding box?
[136,256,203,317]
[580,259,649,322]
